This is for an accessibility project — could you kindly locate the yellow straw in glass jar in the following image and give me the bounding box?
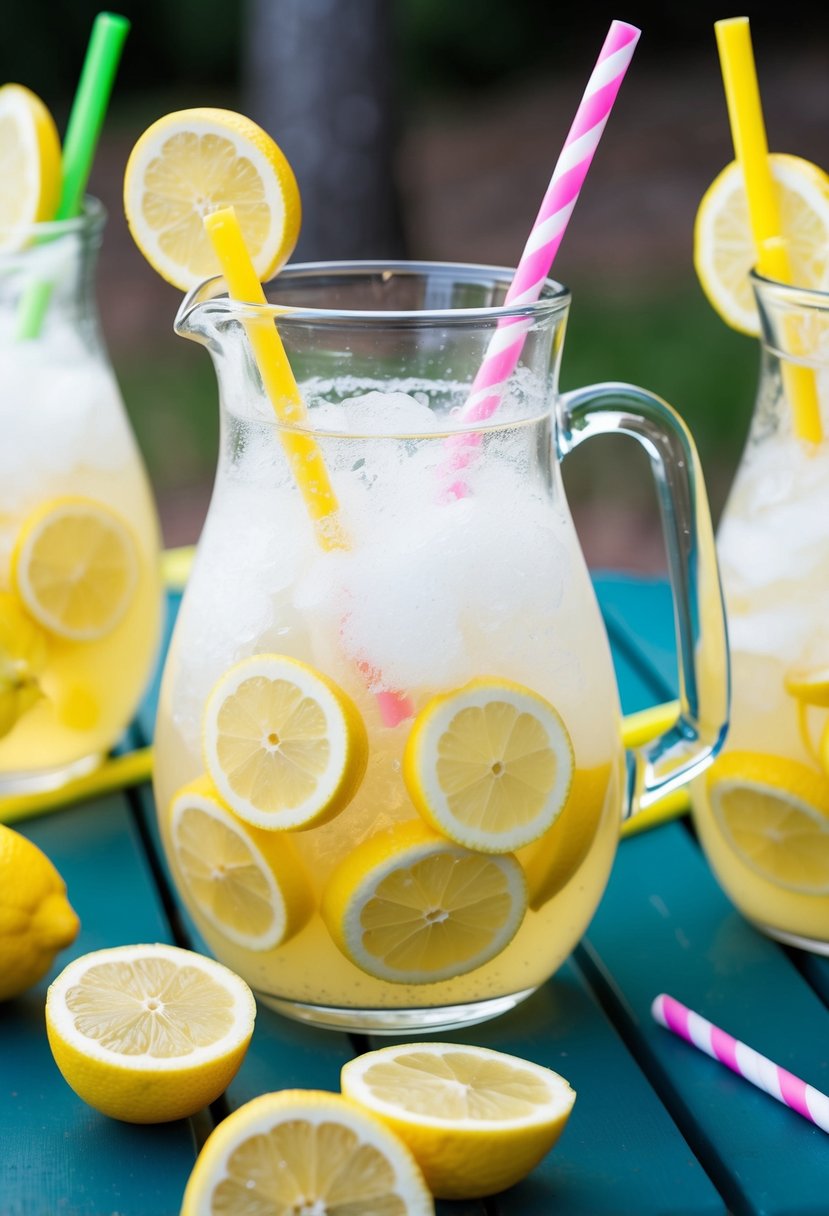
[202,207,347,550]
[715,17,822,445]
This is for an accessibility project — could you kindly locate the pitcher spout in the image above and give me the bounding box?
[174,275,227,344]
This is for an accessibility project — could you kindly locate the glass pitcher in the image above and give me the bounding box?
[154,260,729,1033]
[691,272,829,953]
[0,200,162,794]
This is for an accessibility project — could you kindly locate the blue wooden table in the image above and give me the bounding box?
[3,574,829,1216]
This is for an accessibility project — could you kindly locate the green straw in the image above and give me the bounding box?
[16,12,130,340]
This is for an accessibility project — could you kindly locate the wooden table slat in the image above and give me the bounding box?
[584,817,829,1215]
[2,798,197,1216]
[369,957,728,1216]
[6,575,828,1215]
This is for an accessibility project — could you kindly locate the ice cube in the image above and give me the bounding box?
[340,390,439,435]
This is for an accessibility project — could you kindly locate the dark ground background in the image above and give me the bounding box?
[5,2,829,571]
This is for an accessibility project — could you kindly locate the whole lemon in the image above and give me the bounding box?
[0,823,80,1000]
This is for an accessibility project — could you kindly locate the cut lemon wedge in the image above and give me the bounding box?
[45,943,255,1123]
[321,820,527,984]
[12,497,139,641]
[694,153,829,335]
[123,107,301,290]
[341,1041,576,1200]
[0,591,47,739]
[403,677,574,853]
[203,654,368,831]
[180,1089,434,1216]
[0,83,61,248]
[170,776,314,951]
[522,761,616,909]
[706,751,829,893]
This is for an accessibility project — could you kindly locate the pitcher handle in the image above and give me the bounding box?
[558,381,730,819]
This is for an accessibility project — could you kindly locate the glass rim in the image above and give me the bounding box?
[180,259,572,326]
[0,194,107,247]
[750,267,829,310]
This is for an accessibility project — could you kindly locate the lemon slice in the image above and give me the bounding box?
[706,751,829,893]
[0,591,47,739]
[785,664,829,708]
[12,497,139,641]
[203,654,368,831]
[170,776,314,951]
[123,107,301,290]
[341,1041,576,1200]
[694,153,829,336]
[0,83,61,249]
[403,677,574,854]
[321,820,527,984]
[180,1089,434,1216]
[522,761,615,909]
[45,943,255,1124]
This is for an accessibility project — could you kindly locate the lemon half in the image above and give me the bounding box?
[123,107,301,290]
[694,153,829,335]
[0,83,61,247]
[45,943,255,1123]
[707,751,829,893]
[341,1041,576,1200]
[321,820,527,984]
[403,677,574,854]
[203,654,368,831]
[180,1089,434,1216]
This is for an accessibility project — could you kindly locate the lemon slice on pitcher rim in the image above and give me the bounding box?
[45,943,255,1124]
[180,1089,434,1216]
[321,819,527,984]
[0,83,61,248]
[123,107,301,291]
[170,776,314,951]
[203,653,368,831]
[694,153,829,336]
[706,751,829,894]
[403,677,574,854]
[12,497,139,641]
[341,1041,576,1200]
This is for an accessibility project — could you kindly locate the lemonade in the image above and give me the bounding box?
[690,273,829,950]
[0,203,162,791]
[151,263,632,1030]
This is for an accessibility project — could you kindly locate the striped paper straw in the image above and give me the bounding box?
[652,993,829,1134]
[443,19,640,495]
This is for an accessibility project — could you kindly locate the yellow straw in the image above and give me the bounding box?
[715,17,822,445]
[202,207,347,550]
[0,747,152,826]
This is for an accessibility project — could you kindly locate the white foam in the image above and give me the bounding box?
[331,390,439,435]
[0,340,133,511]
[719,435,829,593]
[294,479,568,693]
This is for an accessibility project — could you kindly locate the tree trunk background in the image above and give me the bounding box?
[242,0,407,263]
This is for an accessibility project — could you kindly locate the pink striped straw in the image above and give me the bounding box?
[652,993,829,1135]
[442,19,640,496]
